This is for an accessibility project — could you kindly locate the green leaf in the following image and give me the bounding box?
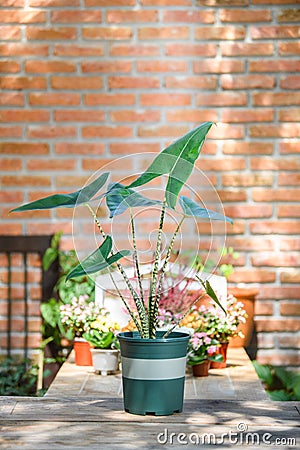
[252,361,273,386]
[106,182,161,218]
[128,122,214,209]
[66,236,130,280]
[179,196,233,224]
[267,390,293,401]
[196,276,227,315]
[11,172,110,212]
[274,367,300,391]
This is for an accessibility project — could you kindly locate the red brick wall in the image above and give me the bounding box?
[0,1,299,366]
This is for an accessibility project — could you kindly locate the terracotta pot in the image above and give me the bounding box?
[192,360,210,377]
[228,287,258,348]
[73,338,92,366]
[210,342,228,369]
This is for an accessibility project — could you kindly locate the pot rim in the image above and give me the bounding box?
[117,330,190,343]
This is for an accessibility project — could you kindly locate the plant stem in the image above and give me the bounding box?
[148,200,166,338]
[86,202,149,337]
[130,209,145,308]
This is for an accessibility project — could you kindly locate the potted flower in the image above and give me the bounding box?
[83,313,121,376]
[187,331,223,377]
[60,295,103,366]
[193,295,247,368]
[11,122,233,415]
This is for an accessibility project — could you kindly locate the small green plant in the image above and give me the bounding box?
[0,357,44,396]
[253,361,300,401]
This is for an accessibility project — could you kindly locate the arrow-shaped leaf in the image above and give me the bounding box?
[128,122,214,209]
[11,172,110,212]
[179,196,233,224]
[106,182,161,218]
[196,276,227,315]
[66,236,130,280]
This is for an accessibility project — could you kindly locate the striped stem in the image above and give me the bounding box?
[130,209,145,308]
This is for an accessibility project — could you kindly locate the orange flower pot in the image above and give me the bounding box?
[73,338,93,366]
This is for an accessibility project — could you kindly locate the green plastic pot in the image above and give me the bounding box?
[117,330,190,416]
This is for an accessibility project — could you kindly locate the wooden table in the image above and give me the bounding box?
[0,348,299,449]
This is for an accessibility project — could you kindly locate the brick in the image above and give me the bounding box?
[1,0,24,5]
[278,335,300,349]
[253,93,300,106]
[278,205,300,218]
[81,158,134,172]
[0,43,48,56]
[27,159,76,171]
[256,319,300,332]
[25,60,76,73]
[2,175,51,187]
[226,237,274,251]
[54,44,104,57]
[0,26,21,40]
[28,126,76,139]
[138,27,189,40]
[138,125,189,138]
[222,174,273,187]
[208,124,244,139]
[30,0,79,4]
[141,0,191,4]
[252,189,300,202]
[82,126,132,138]
[0,10,46,23]
[165,43,216,57]
[84,93,135,106]
[137,61,187,72]
[259,287,300,300]
[217,190,247,202]
[194,59,244,73]
[279,42,300,55]
[0,126,22,137]
[196,92,247,106]
[0,61,20,73]
[140,93,190,106]
[200,0,248,4]
[167,110,218,122]
[54,110,105,122]
[26,27,77,40]
[0,110,49,122]
[0,143,49,155]
[85,0,135,4]
[108,77,159,89]
[279,173,300,186]
[110,142,160,155]
[252,253,300,267]
[165,76,217,90]
[221,75,275,90]
[27,222,72,235]
[251,158,300,171]
[83,27,133,40]
[228,269,276,283]
[280,239,300,251]
[257,334,275,349]
[51,76,102,89]
[82,61,132,73]
[0,159,22,171]
[0,76,46,90]
[279,143,300,154]
[0,93,24,106]
[249,59,300,72]
[196,158,245,171]
[163,10,214,23]
[0,223,22,235]
[221,43,274,56]
[281,270,300,283]
[196,220,244,235]
[279,108,300,122]
[280,76,300,90]
[257,352,300,367]
[195,25,245,40]
[250,221,300,235]
[110,110,160,122]
[222,109,274,123]
[251,25,300,39]
[109,44,159,57]
[55,143,105,155]
[277,8,300,22]
[107,10,158,22]
[51,10,102,22]
[29,93,80,106]
[223,142,274,155]
[225,204,272,219]
[220,9,271,22]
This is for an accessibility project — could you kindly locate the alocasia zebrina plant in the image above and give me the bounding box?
[11,122,232,339]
